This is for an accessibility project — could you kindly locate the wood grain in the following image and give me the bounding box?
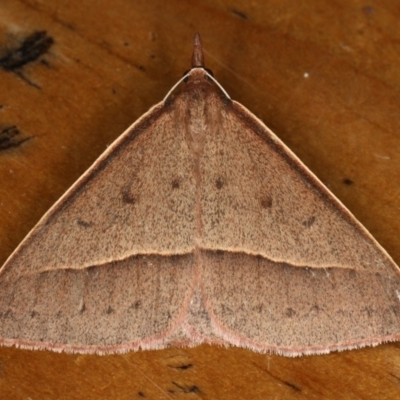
[1,0,399,398]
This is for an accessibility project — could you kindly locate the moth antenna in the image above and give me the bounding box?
[192,33,205,68]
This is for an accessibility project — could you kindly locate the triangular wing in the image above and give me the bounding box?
[0,101,197,353]
[192,91,400,355]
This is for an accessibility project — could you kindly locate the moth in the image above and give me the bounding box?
[1,34,399,356]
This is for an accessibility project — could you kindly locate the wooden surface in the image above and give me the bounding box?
[1,0,400,398]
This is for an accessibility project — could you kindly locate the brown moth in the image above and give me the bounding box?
[1,34,400,356]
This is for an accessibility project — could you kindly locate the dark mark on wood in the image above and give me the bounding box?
[284,381,301,392]
[40,59,50,67]
[231,9,248,20]
[0,31,54,71]
[389,372,400,382]
[0,31,54,88]
[169,382,201,394]
[0,125,32,151]
[168,363,193,370]
[250,362,301,392]
[362,6,374,15]
[343,178,354,185]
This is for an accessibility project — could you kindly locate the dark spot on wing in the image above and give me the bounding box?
[286,308,296,317]
[138,392,146,397]
[30,310,39,318]
[343,178,354,185]
[260,196,273,209]
[0,125,32,150]
[302,216,316,227]
[77,218,92,228]
[216,177,224,189]
[0,31,54,71]
[215,249,224,257]
[106,306,114,314]
[172,179,180,189]
[254,304,264,313]
[122,186,137,205]
[129,300,142,310]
